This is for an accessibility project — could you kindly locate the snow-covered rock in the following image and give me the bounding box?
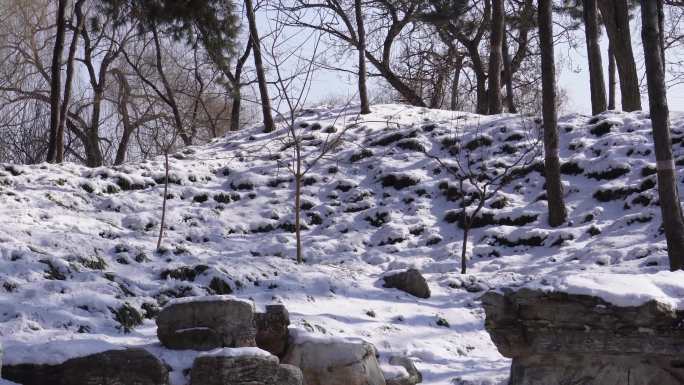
[3,348,168,385]
[382,269,431,299]
[282,330,386,385]
[156,296,256,350]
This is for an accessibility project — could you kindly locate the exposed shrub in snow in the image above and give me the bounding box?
[111,303,143,333]
[465,136,493,151]
[586,165,631,180]
[381,173,420,190]
[349,149,374,162]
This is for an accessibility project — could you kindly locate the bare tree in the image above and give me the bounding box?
[641,0,684,270]
[597,0,641,111]
[539,0,567,227]
[246,0,276,133]
[46,0,68,163]
[423,117,540,274]
[354,0,371,114]
[583,0,607,115]
[488,0,504,114]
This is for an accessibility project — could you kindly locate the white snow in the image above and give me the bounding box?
[3,339,124,365]
[164,295,253,308]
[0,105,681,385]
[536,271,684,308]
[198,347,273,358]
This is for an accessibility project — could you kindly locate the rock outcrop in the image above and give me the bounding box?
[3,348,168,385]
[384,356,422,385]
[190,348,302,385]
[156,296,256,350]
[482,288,684,385]
[382,269,430,299]
[255,304,290,357]
[283,333,386,385]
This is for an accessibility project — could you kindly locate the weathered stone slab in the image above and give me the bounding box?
[190,348,302,385]
[2,348,168,385]
[255,304,290,357]
[482,288,684,385]
[156,296,256,350]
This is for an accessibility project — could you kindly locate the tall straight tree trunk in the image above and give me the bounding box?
[598,0,641,111]
[641,0,684,270]
[355,0,371,114]
[450,57,463,111]
[608,42,617,110]
[56,0,84,163]
[245,0,275,133]
[476,73,488,114]
[502,31,516,113]
[487,0,504,114]
[583,0,607,116]
[538,0,567,227]
[47,0,68,163]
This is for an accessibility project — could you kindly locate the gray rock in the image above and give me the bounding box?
[157,297,256,350]
[383,269,430,298]
[2,348,168,385]
[256,304,290,357]
[385,356,422,385]
[282,335,386,385]
[482,288,684,385]
[190,352,302,385]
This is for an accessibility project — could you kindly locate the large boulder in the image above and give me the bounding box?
[282,332,386,385]
[190,347,302,385]
[384,356,422,385]
[255,304,290,357]
[3,346,168,385]
[157,295,256,350]
[482,288,684,385]
[382,269,430,299]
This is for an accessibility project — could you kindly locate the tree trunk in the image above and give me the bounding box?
[366,54,426,107]
[598,0,641,112]
[461,224,469,274]
[488,0,504,114]
[583,0,607,116]
[450,57,463,111]
[47,0,68,163]
[56,1,83,163]
[608,42,616,110]
[245,0,275,132]
[538,0,567,227]
[355,0,371,114]
[295,153,303,263]
[476,72,488,115]
[502,31,516,113]
[640,0,684,270]
[157,152,170,252]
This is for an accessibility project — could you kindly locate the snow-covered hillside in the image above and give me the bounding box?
[1,104,684,385]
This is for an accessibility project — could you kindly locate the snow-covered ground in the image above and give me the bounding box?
[1,104,684,385]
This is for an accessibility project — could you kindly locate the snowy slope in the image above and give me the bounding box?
[1,104,684,385]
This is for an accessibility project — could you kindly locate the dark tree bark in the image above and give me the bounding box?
[56,0,84,163]
[583,0,607,116]
[607,41,617,110]
[502,31,516,113]
[47,0,68,163]
[640,0,684,270]
[538,0,567,227]
[598,0,641,111]
[366,54,426,107]
[355,0,371,114]
[450,56,463,111]
[245,0,275,132]
[487,0,504,114]
[229,39,253,132]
